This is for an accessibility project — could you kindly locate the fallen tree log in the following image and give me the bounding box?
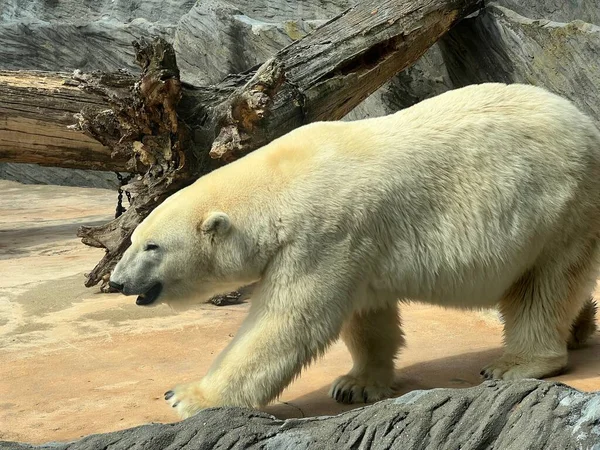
[3,380,599,449]
[0,0,482,290]
[0,71,128,171]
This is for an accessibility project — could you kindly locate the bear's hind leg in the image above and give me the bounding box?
[330,302,404,404]
[481,252,598,380]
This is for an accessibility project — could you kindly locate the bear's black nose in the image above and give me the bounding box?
[108,281,124,292]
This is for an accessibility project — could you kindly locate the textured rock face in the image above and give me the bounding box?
[495,0,600,24]
[173,1,328,86]
[3,380,600,449]
[440,5,600,128]
[0,0,195,73]
[1,0,195,22]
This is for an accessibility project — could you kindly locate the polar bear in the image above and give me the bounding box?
[109,83,600,419]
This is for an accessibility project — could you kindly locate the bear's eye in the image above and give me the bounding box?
[144,242,159,251]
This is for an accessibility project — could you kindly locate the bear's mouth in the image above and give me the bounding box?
[136,283,162,306]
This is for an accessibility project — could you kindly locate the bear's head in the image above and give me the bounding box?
[108,188,263,309]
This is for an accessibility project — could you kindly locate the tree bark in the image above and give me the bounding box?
[0,0,482,291]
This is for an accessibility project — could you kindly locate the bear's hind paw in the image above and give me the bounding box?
[480,354,567,380]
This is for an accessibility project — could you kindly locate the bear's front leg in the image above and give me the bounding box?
[163,286,346,419]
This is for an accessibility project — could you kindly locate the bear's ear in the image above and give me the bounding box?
[200,212,231,236]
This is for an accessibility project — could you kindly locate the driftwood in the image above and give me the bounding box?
[2,380,600,449]
[0,0,482,291]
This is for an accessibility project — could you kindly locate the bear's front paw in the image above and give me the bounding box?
[164,382,216,419]
[480,354,567,380]
[329,374,394,404]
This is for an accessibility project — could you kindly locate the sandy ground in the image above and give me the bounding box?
[1,179,599,445]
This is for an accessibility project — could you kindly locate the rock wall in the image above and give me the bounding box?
[0,0,599,186]
[440,5,600,129]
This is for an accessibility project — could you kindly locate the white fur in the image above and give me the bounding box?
[112,83,600,418]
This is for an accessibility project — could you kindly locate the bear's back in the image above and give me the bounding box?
[266,83,600,303]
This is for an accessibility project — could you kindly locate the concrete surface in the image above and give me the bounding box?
[1,179,599,444]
